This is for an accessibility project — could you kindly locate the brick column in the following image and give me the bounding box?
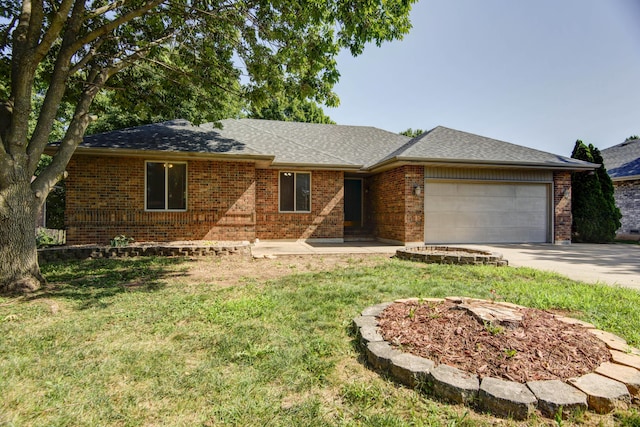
[553,171,572,244]
[403,165,425,243]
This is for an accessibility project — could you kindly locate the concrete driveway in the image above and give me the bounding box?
[466,243,640,290]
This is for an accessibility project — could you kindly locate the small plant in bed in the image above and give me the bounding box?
[110,234,134,247]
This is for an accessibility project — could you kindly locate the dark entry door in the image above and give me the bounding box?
[344,179,362,228]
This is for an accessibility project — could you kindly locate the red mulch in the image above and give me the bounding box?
[377,300,611,383]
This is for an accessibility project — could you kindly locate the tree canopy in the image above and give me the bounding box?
[400,128,425,138]
[0,0,417,293]
[249,95,335,124]
[570,140,621,243]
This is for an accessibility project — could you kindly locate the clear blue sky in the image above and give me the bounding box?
[326,0,640,156]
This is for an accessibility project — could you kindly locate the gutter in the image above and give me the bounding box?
[268,162,363,172]
[46,145,276,167]
[611,174,640,182]
[364,156,600,174]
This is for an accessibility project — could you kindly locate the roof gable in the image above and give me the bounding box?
[375,126,594,169]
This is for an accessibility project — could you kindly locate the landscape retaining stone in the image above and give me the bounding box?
[588,329,630,352]
[38,243,251,264]
[361,302,392,317]
[358,325,384,345]
[366,341,403,371]
[526,380,588,419]
[595,362,640,396]
[610,349,640,370]
[352,315,377,330]
[428,364,479,405]
[553,316,596,329]
[389,353,435,387]
[395,246,508,266]
[568,373,631,413]
[479,377,537,420]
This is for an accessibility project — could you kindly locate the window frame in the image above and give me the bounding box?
[278,171,312,213]
[144,160,188,212]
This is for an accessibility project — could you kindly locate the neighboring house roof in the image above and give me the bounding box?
[601,138,640,180]
[74,119,597,172]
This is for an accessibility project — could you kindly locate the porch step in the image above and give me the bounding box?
[344,235,376,242]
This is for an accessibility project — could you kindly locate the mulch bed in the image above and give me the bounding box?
[377,300,611,383]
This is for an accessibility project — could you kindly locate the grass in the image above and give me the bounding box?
[1,256,640,426]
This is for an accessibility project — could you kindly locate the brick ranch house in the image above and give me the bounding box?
[601,138,640,240]
[59,119,596,246]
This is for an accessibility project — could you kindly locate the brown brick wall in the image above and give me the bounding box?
[255,169,344,240]
[553,171,572,243]
[368,166,424,243]
[613,179,640,238]
[65,156,256,244]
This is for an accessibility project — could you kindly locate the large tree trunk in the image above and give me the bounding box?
[0,180,45,294]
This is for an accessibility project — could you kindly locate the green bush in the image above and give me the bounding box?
[571,140,621,242]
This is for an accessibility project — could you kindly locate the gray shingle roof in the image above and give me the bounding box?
[601,139,640,179]
[77,119,596,171]
[80,119,263,156]
[373,126,595,169]
[222,119,410,167]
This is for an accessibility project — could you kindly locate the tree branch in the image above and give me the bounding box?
[25,0,44,52]
[70,0,166,53]
[32,68,107,200]
[87,0,127,19]
[7,0,38,157]
[32,0,75,63]
[68,37,106,75]
[26,0,87,174]
[142,57,244,98]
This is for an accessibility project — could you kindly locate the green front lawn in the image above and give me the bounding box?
[1,256,639,426]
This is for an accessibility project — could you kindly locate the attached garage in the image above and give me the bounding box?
[424,169,552,244]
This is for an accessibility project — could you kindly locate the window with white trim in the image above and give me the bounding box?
[145,161,187,211]
[279,171,311,212]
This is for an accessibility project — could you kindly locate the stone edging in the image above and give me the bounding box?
[38,244,251,264]
[396,246,508,266]
[353,297,640,420]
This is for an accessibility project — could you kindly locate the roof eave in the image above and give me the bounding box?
[366,157,599,173]
[57,145,275,167]
[611,174,640,182]
[268,161,363,171]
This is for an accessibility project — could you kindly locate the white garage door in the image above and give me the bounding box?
[424,182,550,244]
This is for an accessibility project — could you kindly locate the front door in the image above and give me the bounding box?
[344,178,363,228]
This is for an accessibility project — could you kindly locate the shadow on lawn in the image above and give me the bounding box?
[31,257,190,309]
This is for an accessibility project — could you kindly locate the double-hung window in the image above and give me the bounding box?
[279,171,311,212]
[145,161,187,211]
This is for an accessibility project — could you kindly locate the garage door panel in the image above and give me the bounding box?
[425,182,549,244]
[515,184,547,197]
[428,196,518,213]
[425,183,456,196]
[516,197,547,212]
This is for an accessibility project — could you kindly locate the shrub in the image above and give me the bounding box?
[110,235,135,247]
[571,140,621,242]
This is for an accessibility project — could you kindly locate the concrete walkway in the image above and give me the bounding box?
[252,241,640,291]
